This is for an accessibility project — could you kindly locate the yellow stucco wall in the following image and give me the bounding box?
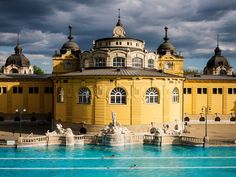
[0,80,53,120]
[54,76,183,125]
[184,79,236,121]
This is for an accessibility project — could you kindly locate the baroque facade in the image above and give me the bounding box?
[0,17,235,128]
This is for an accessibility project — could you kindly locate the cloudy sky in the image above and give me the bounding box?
[0,0,235,73]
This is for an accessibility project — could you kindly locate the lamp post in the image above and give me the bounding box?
[15,108,26,137]
[201,106,211,147]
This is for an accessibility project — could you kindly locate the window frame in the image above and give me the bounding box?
[78,87,91,104]
[113,57,125,67]
[132,57,143,68]
[110,87,126,104]
[57,87,64,103]
[145,87,159,104]
[172,87,179,103]
[148,59,154,68]
[95,57,106,67]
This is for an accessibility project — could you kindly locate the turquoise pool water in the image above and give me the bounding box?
[0,145,235,177]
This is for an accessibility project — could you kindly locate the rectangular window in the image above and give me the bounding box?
[187,88,192,94]
[45,87,49,93]
[29,87,34,94]
[18,87,23,93]
[228,88,236,94]
[3,87,7,93]
[213,88,217,94]
[45,87,53,94]
[228,88,233,94]
[34,87,39,94]
[218,88,222,94]
[184,88,192,94]
[197,88,201,94]
[197,88,207,94]
[213,88,222,94]
[13,87,17,93]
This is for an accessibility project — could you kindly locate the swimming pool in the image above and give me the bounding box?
[0,145,235,177]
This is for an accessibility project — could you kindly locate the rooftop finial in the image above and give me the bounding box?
[17,32,20,45]
[214,34,221,56]
[118,8,120,21]
[116,8,122,26]
[15,32,22,55]
[217,34,219,47]
[68,25,73,41]
[164,26,169,42]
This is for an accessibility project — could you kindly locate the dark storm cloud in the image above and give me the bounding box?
[0,0,235,72]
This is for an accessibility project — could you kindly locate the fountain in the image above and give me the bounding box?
[46,124,76,146]
[95,111,143,146]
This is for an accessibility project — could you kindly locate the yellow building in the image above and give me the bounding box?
[184,42,236,123]
[0,74,53,122]
[52,17,184,126]
[0,17,235,130]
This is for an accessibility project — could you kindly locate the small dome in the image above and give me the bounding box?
[5,55,30,67]
[157,41,176,55]
[206,49,229,69]
[60,41,80,53]
[60,25,80,54]
[5,44,30,67]
[203,38,233,76]
[157,27,176,55]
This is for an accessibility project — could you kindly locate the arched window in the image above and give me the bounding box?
[230,117,236,121]
[78,87,91,104]
[132,57,143,68]
[95,57,106,67]
[199,117,205,121]
[215,117,221,122]
[57,87,64,103]
[10,68,18,73]
[113,57,125,67]
[184,117,190,122]
[172,87,179,103]
[148,59,154,68]
[146,87,159,103]
[220,69,227,75]
[110,87,126,104]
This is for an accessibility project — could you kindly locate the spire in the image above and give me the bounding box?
[118,8,120,21]
[17,32,20,45]
[68,25,73,41]
[14,32,22,55]
[163,26,169,42]
[116,8,122,27]
[214,34,221,56]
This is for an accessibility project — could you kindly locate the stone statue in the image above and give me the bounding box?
[112,111,117,126]
[56,124,65,134]
[46,124,74,136]
[100,111,130,135]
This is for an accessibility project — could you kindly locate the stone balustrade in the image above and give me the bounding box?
[18,136,48,147]
[180,136,204,146]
